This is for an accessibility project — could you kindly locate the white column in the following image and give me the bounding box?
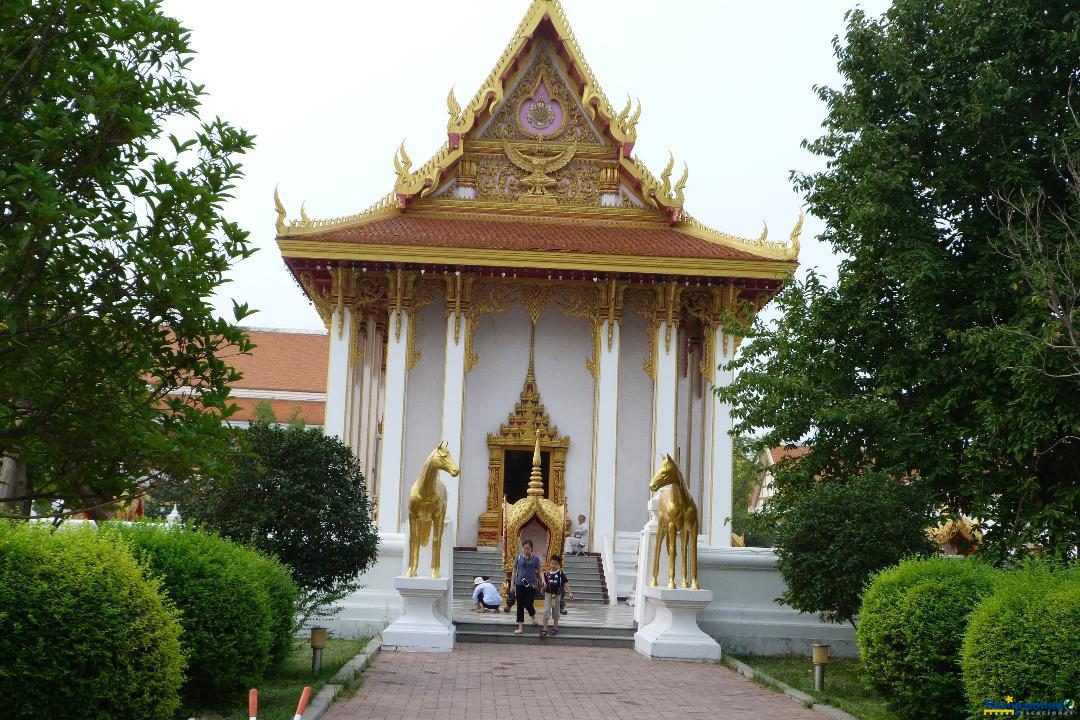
[592,319,620,562]
[706,326,735,547]
[652,320,679,462]
[440,313,466,541]
[358,315,377,472]
[378,310,410,534]
[324,306,353,441]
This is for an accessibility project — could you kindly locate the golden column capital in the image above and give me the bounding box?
[444,273,475,346]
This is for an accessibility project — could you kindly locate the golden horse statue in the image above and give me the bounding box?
[406,441,460,578]
[649,454,700,590]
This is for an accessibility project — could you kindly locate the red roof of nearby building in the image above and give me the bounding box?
[768,445,811,464]
[291,214,771,262]
[222,329,328,394]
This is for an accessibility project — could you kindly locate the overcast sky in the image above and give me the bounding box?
[163,0,891,333]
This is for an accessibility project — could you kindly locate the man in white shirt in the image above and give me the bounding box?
[567,514,588,556]
[471,576,503,613]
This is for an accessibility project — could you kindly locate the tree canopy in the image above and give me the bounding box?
[720,0,1080,561]
[0,0,254,518]
[185,421,380,621]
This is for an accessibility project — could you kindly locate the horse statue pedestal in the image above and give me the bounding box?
[381,576,455,652]
[382,520,455,652]
[634,586,720,661]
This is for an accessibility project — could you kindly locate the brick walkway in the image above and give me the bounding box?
[324,644,824,720]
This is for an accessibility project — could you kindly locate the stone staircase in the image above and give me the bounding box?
[452,548,633,647]
[452,548,609,603]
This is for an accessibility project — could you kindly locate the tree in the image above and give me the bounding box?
[729,438,776,547]
[719,0,1080,561]
[185,422,380,621]
[0,0,255,519]
[769,472,934,626]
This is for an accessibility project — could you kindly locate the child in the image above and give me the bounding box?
[540,554,573,637]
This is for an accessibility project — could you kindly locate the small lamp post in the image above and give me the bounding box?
[811,643,830,691]
[310,627,327,673]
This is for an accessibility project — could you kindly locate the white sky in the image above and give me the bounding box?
[163,0,890,332]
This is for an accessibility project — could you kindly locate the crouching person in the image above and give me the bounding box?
[472,576,503,613]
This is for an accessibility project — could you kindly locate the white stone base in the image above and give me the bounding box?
[634,586,721,661]
[381,577,455,652]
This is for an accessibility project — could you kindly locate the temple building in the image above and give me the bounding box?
[271,0,833,651]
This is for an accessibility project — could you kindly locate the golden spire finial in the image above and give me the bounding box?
[273,185,286,235]
[299,202,310,224]
[788,209,805,258]
[447,86,461,121]
[673,162,689,202]
[527,429,544,497]
[660,152,675,194]
[393,141,412,182]
[526,321,537,384]
[757,220,769,245]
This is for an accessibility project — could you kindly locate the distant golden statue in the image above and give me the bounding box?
[406,442,460,578]
[503,138,577,197]
[649,454,700,590]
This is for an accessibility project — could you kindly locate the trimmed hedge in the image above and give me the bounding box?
[0,521,184,720]
[240,547,299,664]
[961,564,1080,711]
[857,557,999,719]
[108,524,281,706]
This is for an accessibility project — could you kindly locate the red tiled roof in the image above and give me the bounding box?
[290,215,773,262]
[222,330,328,393]
[768,445,810,465]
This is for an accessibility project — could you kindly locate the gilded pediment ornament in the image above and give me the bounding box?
[502,138,578,200]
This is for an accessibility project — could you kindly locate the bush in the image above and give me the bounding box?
[0,521,184,720]
[187,421,379,620]
[771,471,935,625]
[108,524,281,706]
[857,557,999,719]
[961,563,1080,713]
[240,548,299,664]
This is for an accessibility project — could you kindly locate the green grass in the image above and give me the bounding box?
[730,655,898,720]
[195,637,368,720]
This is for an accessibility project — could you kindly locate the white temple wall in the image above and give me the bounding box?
[534,309,594,528]
[614,311,652,534]
[400,300,448,531]
[458,305,595,545]
[459,306,531,543]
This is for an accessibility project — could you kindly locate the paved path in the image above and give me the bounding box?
[324,645,824,720]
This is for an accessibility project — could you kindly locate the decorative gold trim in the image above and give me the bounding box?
[405,278,442,370]
[280,240,797,280]
[464,282,516,372]
[499,431,568,569]
[519,284,554,325]
[299,271,332,328]
[552,285,601,378]
[659,282,683,354]
[624,287,660,380]
[444,273,475,345]
[680,210,802,261]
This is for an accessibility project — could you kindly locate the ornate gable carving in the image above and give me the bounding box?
[475,44,608,147]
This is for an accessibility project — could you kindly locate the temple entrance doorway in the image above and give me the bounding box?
[504,449,550,503]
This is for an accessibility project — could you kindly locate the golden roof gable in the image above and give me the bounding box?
[275,0,801,264]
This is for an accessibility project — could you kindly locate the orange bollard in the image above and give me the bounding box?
[292,686,312,720]
[248,688,258,720]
